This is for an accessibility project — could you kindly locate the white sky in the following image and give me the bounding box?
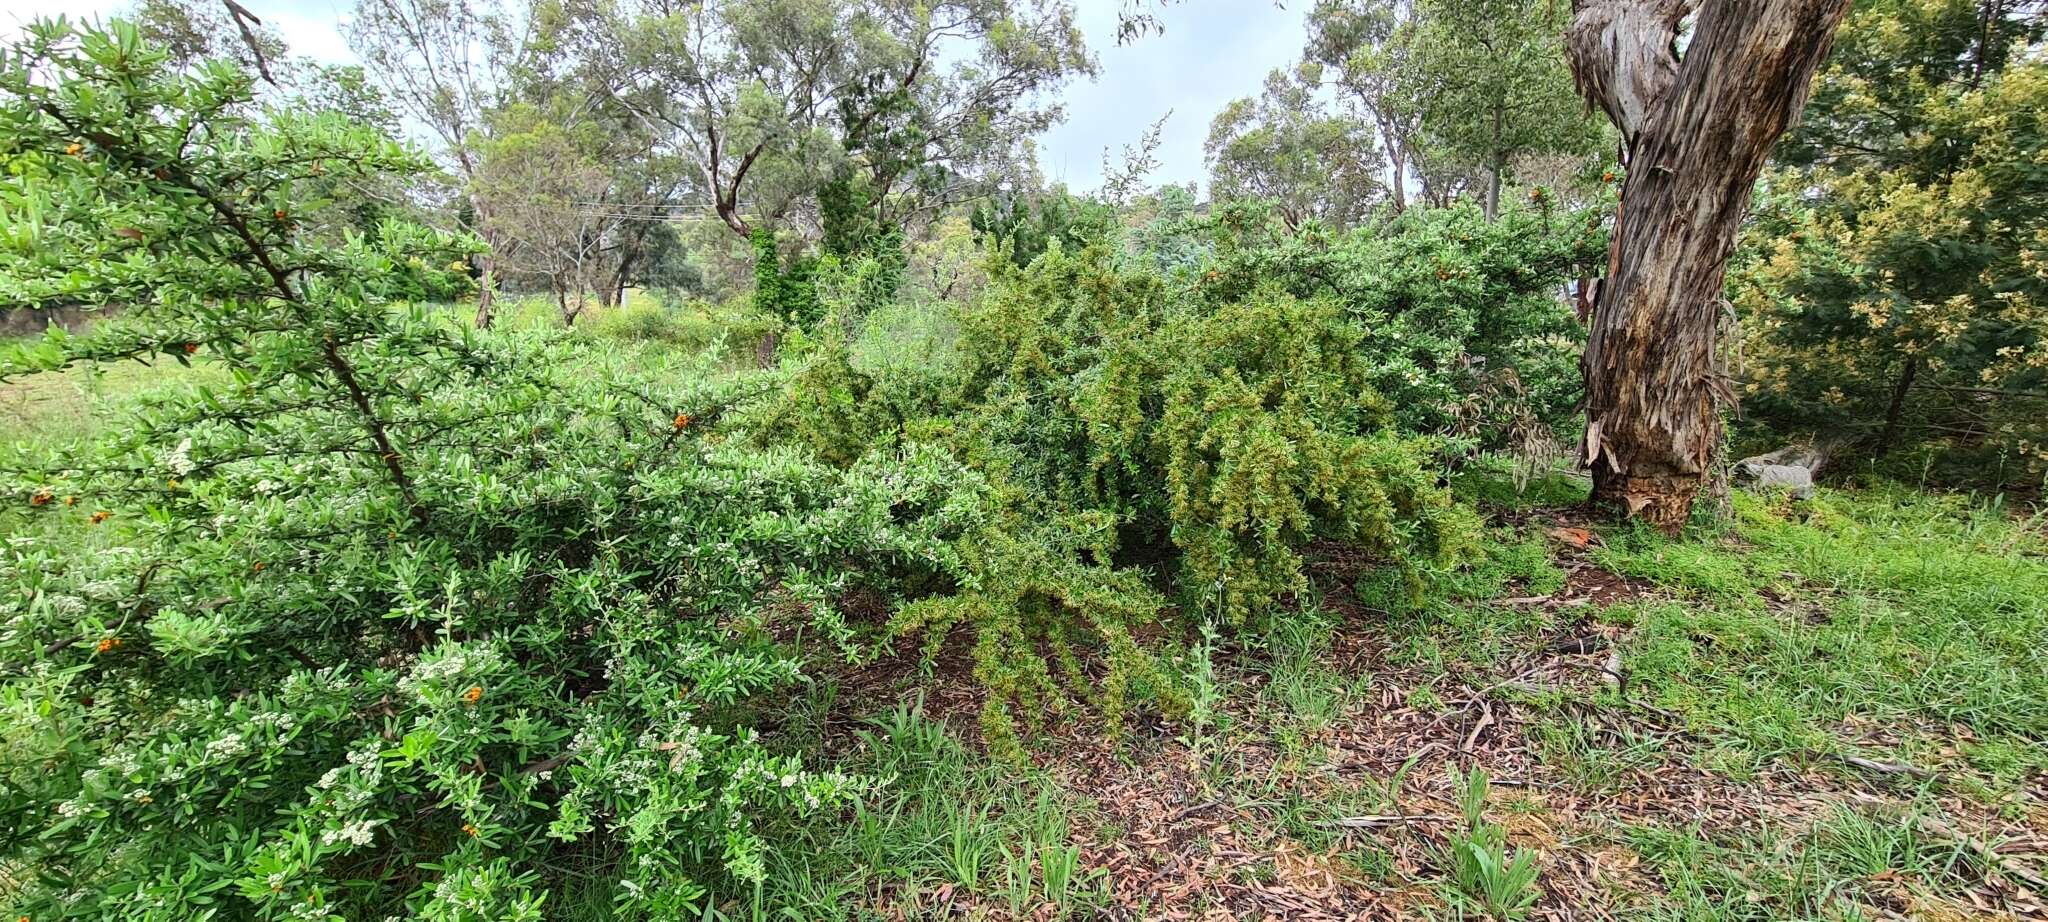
[2,0,1311,193]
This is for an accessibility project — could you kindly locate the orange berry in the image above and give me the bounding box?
[252,561,265,572]
[95,636,121,654]
[672,413,692,431]
[66,142,83,156]
[30,491,51,506]
[461,685,483,704]
[90,510,111,524]
[183,342,200,354]
[461,823,480,837]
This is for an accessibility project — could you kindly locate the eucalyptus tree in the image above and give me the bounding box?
[1205,65,1385,230]
[546,0,1093,242]
[473,105,613,324]
[1399,0,1596,219]
[1303,0,1418,211]
[127,0,287,75]
[1565,0,1853,529]
[348,0,534,326]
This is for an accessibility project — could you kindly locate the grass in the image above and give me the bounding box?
[0,341,217,448]
[1600,489,2048,790]
[743,697,1111,920]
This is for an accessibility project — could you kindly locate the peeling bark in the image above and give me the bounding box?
[1566,0,1852,531]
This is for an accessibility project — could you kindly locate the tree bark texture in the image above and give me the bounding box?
[1565,0,1852,530]
[1876,354,1920,455]
[470,190,499,329]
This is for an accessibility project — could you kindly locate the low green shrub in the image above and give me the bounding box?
[951,241,1480,621]
[0,23,987,918]
[588,294,778,358]
[892,512,1188,761]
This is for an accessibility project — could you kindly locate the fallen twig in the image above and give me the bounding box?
[1459,697,1496,754]
[1323,814,1453,829]
[1837,754,1937,781]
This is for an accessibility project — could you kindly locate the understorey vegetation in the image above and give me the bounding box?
[2,2,2044,920]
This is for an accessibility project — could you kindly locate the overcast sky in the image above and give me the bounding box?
[2,0,1309,194]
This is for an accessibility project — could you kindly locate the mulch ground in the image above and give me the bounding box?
[825,512,2047,920]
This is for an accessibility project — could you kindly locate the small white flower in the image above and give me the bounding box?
[320,818,382,847]
[205,733,248,761]
[164,438,196,477]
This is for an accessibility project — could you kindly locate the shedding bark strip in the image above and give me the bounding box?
[1565,0,1853,530]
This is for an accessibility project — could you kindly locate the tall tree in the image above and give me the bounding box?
[348,0,530,327]
[549,0,1092,242]
[1565,0,1854,529]
[1402,0,1595,219]
[127,0,287,75]
[1303,0,1418,211]
[1205,65,1385,229]
[474,105,614,324]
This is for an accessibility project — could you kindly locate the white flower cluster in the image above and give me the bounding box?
[204,733,248,761]
[317,745,386,813]
[99,749,143,777]
[319,817,382,847]
[163,438,196,477]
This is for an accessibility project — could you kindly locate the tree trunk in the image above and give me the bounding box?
[1876,354,1920,455]
[470,191,499,330]
[1567,0,1852,531]
[565,288,585,327]
[1484,163,1501,221]
[1386,130,1408,212]
[610,245,638,309]
[473,256,497,329]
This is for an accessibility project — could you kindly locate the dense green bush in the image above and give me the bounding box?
[948,240,1481,621]
[0,22,988,918]
[1730,58,2048,487]
[1179,200,1609,440]
[735,203,1579,748]
[590,294,779,360]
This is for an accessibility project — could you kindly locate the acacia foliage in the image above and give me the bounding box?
[950,239,1480,620]
[737,198,1602,750]
[1732,0,2048,483]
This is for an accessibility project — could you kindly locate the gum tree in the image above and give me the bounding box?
[1564,0,1854,528]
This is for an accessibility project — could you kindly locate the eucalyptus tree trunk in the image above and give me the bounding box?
[468,187,500,330]
[1565,0,1852,531]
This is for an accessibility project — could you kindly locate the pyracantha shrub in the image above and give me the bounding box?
[1175,199,1609,441]
[0,20,988,919]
